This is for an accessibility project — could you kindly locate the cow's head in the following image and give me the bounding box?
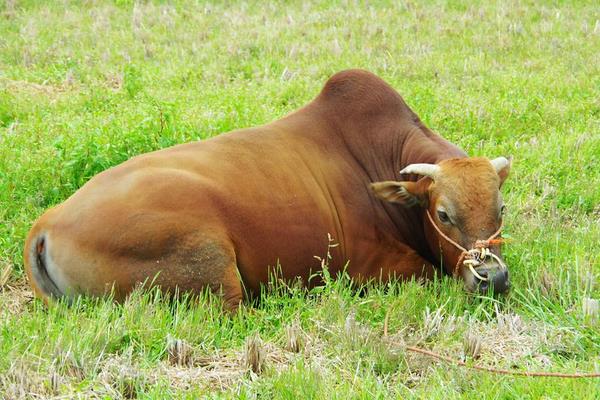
[371,157,511,294]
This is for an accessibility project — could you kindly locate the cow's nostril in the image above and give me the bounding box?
[478,281,489,293]
[474,270,489,293]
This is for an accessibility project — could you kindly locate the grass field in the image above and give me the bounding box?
[1,0,599,398]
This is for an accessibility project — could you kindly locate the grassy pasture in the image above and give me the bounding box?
[1,0,599,398]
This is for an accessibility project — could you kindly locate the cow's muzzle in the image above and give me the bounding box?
[425,210,510,295]
[464,261,510,294]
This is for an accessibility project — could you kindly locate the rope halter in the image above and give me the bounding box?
[425,210,506,281]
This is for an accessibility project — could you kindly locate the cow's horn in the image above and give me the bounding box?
[490,157,509,173]
[399,163,440,179]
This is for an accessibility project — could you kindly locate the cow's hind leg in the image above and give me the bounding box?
[89,232,245,310]
[163,234,244,311]
[217,263,244,312]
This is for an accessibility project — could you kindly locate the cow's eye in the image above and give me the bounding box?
[437,210,451,224]
[500,205,507,215]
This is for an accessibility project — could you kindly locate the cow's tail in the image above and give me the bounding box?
[24,231,64,302]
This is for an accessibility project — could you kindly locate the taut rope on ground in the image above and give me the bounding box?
[404,345,600,378]
[383,311,600,378]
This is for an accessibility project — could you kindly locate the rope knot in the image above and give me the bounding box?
[461,247,494,281]
[474,239,490,249]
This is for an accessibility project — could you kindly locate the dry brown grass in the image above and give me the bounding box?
[284,319,305,353]
[382,304,573,380]
[0,77,78,97]
[0,278,33,318]
[582,298,599,325]
[0,303,586,397]
[0,363,49,400]
[0,234,591,395]
[540,269,557,298]
[243,333,266,374]
[0,338,307,397]
[0,274,585,397]
[0,259,13,288]
[166,335,194,367]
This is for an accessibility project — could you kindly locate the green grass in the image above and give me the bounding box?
[1,0,599,398]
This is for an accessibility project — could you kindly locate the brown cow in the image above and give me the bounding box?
[24,69,511,309]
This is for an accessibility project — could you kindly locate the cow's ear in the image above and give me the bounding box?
[370,180,429,207]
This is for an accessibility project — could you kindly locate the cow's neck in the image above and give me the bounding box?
[305,70,468,267]
[332,114,467,266]
[400,123,467,170]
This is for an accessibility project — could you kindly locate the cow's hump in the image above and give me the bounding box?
[316,69,415,124]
